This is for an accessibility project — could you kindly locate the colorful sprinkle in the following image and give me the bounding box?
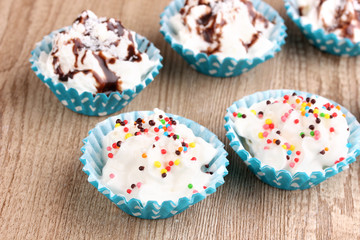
[188,184,193,189]
[125,133,132,139]
[174,159,180,165]
[154,161,161,168]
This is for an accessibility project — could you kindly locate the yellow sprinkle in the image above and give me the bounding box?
[189,142,196,148]
[174,159,180,165]
[282,145,287,149]
[160,169,167,174]
[258,132,264,139]
[301,103,307,107]
[265,119,272,125]
[325,147,329,151]
[125,133,133,139]
[300,107,305,112]
[314,109,319,114]
[115,123,121,128]
[325,114,330,119]
[154,161,161,168]
[251,110,257,115]
[290,145,295,151]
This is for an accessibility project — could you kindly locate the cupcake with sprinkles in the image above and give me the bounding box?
[80,109,228,219]
[225,90,360,190]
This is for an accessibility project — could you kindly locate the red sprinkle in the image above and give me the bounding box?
[161,149,167,154]
[169,161,174,166]
[124,120,128,124]
[112,143,117,148]
[126,189,132,194]
[154,127,159,132]
[165,166,171,172]
[332,112,338,117]
[124,127,129,132]
[233,112,237,117]
[267,139,272,144]
[296,151,301,155]
[329,127,335,132]
[155,136,160,141]
[203,186,207,189]
[108,153,113,158]
[284,95,289,100]
[191,157,197,161]
[294,119,299,124]
[269,123,275,129]
[294,158,299,163]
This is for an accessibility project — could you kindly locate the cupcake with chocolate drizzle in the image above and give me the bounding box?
[30,10,162,116]
[160,0,286,77]
[285,0,360,55]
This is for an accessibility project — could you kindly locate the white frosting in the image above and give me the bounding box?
[232,93,350,175]
[168,0,275,60]
[101,109,217,203]
[38,10,157,94]
[297,0,360,42]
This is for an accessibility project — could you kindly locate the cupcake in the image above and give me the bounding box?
[160,0,287,77]
[30,10,162,116]
[225,90,360,190]
[80,108,229,219]
[284,0,360,55]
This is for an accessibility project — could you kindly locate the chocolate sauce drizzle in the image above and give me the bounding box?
[50,11,148,94]
[180,0,270,55]
[300,1,360,41]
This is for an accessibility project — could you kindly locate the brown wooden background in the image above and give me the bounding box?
[1,0,360,239]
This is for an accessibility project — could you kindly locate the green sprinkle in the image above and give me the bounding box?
[177,135,180,139]
[160,119,166,124]
[320,113,325,117]
[310,131,315,136]
[237,113,242,118]
[188,184,193,189]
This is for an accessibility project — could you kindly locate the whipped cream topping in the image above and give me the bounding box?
[101,109,217,203]
[38,10,157,94]
[232,93,350,175]
[297,0,360,42]
[168,0,275,60]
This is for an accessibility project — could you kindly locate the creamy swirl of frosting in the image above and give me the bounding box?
[232,93,350,175]
[39,10,157,94]
[101,109,218,203]
[168,0,275,60]
[297,0,360,42]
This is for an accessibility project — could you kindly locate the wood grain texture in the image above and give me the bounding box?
[1,0,360,239]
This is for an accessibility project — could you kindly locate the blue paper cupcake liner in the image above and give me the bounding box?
[160,0,287,77]
[224,89,360,190]
[284,0,360,56]
[80,110,229,219]
[29,28,163,116]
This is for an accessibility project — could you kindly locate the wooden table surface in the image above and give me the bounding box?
[1,0,360,239]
